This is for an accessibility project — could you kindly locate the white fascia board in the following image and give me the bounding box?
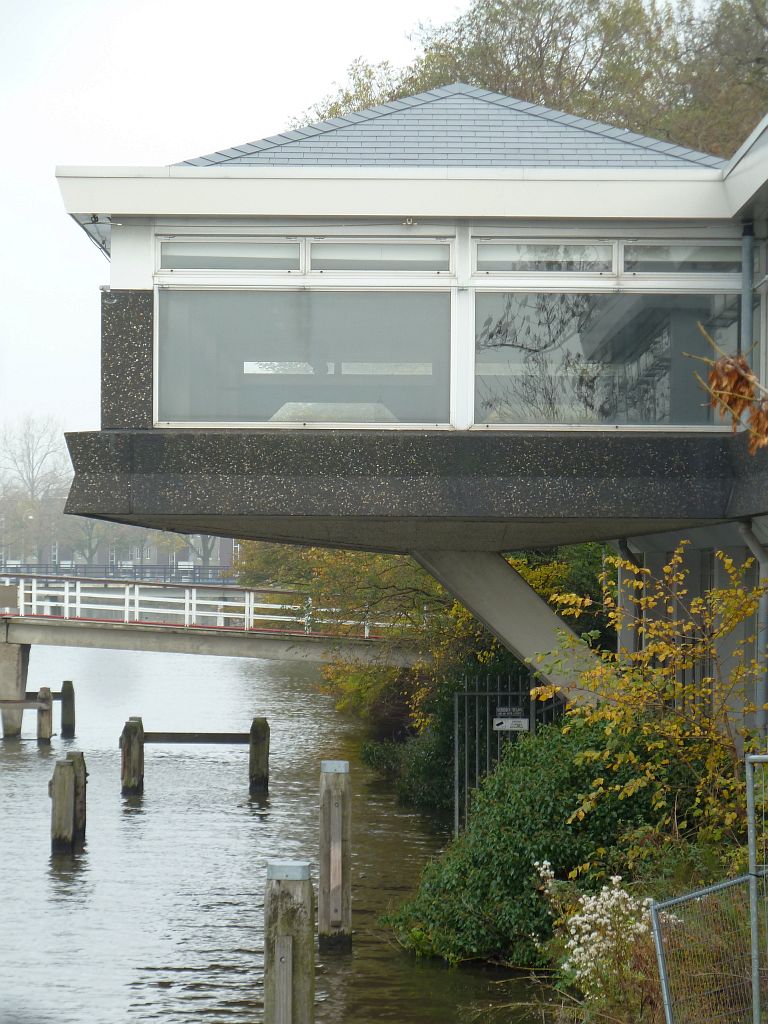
[723,118,768,219]
[57,164,732,222]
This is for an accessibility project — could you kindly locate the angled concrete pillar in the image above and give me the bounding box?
[0,643,30,737]
[412,550,595,698]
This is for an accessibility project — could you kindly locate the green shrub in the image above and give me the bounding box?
[385,718,701,966]
[360,739,403,781]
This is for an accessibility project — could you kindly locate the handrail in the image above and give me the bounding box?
[0,570,301,596]
[0,576,392,641]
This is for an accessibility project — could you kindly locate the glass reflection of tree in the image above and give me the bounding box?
[476,293,603,423]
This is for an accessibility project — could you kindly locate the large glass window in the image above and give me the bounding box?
[474,292,742,425]
[158,290,450,423]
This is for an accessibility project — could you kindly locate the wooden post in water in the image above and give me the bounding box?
[318,760,352,952]
[66,751,87,844]
[49,759,76,853]
[249,717,270,795]
[264,861,314,1024]
[60,680,75,739]
[120,717,144,795]
[37,686,53,744]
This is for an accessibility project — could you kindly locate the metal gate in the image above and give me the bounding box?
[453,672,565,835]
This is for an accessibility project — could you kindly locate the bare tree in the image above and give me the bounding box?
[0,418,71,563]
[1,417,70,502]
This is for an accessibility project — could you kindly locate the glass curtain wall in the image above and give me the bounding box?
[158,290,451,423]
[153,234,750,427]
[474,293,742,425]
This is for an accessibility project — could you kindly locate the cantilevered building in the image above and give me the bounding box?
[57,83,768,679]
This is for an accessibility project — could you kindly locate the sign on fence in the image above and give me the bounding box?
[492,717,529,732]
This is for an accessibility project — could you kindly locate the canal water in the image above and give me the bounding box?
[0,647,534,1024]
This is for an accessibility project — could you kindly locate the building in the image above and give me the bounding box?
[56,83,768,693]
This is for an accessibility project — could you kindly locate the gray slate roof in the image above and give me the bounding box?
[179,83,723,170]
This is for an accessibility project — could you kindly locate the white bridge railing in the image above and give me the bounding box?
[0,575,381,640]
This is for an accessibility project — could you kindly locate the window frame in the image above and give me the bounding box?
[307,237,453,275]
[619,239,744,277]
[153,283,457,430]
[472,238,616,277]
[468,284,744,431]
[150,223,747,432]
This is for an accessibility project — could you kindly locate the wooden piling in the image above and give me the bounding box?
[37,686,53,744]
[264,861,314,1024]
[249,717,270,795]
[120,716,144,795]
[318,760,352,952]
[60,680,75,739]
[0,642,30,738]
[49,759,76,853]
[66,751,87,843]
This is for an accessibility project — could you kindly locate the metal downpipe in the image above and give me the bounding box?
[741,222,754,357]
[739,521,768,736]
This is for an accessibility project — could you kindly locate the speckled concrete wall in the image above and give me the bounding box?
[101,290,153,429]
[64,428,768,553]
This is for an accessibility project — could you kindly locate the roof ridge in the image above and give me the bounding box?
[180,85,479,167]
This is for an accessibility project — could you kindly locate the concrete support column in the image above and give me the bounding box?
[0,643,30,738]
[616,564,638,655]
[411,549,595,697]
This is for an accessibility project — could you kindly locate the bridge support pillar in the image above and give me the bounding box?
[411,550,594,697]
[0,643,30,738]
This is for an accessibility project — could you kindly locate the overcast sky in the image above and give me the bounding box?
[0,0,465,438]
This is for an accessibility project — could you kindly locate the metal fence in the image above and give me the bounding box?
[453,671,565,835]
[651,874,767,1024]
[650,753,768,1024]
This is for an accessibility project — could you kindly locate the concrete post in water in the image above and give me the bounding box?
[249,717,270,795]
[0,643,30,738]
[66,751,87,843]
[37,687,53,744]
[318,760,352,952]
[264,861,314,1024]
[120,717,144,795]
[49,759,76,853]
[60,680,76,739]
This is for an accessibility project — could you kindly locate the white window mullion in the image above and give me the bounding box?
[451,224,474,429]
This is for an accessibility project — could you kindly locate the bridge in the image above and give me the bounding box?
[0,573,415,663]
[0,573,420,737]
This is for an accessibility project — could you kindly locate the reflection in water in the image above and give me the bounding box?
[0,647,534,1023]
[48,848,89,896]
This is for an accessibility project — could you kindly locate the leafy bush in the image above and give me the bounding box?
[361,730,456,810]
[386,718,708,966]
